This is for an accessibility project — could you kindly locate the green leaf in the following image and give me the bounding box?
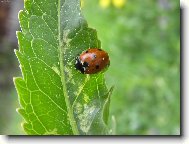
[14,0,112,135]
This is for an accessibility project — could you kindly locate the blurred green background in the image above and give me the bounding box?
[0,0,180,135]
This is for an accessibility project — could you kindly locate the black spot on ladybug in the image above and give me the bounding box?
[86,51,88,53]
[98,48,102,51]
[96,65,99,69]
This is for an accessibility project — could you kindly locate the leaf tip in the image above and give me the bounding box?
[16,108,25,115]
[18,10,24,20]
[109,86,114,95]
[16,108,20,113]
[102,86,114,100]
[18,10,24,16]
[13,77,18,83]
[14,49,17,53]
[13,77,23,86]
[16,31,21,37]
[14,49,19,56]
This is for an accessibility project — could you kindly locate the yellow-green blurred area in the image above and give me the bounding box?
[0,0,180,135]
[82,0,180,135]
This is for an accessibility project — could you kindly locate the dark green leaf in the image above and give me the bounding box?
[14,0,111,135]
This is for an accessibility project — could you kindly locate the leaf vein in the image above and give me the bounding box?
[28,61,68,114]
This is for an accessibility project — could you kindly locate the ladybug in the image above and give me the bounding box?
[75,48,110,74]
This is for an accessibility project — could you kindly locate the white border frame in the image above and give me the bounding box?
[0,0,187,144]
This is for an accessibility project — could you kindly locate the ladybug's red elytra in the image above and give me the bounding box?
[75,48,110,74]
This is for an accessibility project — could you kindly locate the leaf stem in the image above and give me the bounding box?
[58,0,79,135]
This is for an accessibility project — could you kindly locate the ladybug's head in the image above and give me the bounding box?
[75,57,89,74]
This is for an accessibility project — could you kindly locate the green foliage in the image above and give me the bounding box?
[83,0,180,135]
[14,0,111,135]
